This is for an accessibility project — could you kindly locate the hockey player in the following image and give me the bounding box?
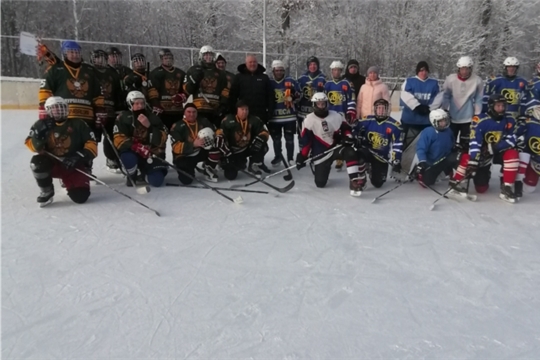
[183,45,230,128]
[431,56,483,151]
[268,60,301,166]
[526,61,540,107]
[400,61,440,149]
[296,92,351,189]
[356,66,390,119]
[170,103,220,183]
[106,46,133,111]
[343,59,365,99]
[449,94,519,203]
[482,57,534,120]
[38,40,105,130]
[113,91,168,187]
[215,100,270,179]
[148,48,187,131]
[324,61,356,122]
[297,56,327,134]
[124,53,154,101]
[25,96,97,207]
[343,99,403,195]
[415,109,456,187]
[215,53,235,89]
[514,106,540,197]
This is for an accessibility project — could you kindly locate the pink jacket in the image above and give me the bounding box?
[356,79,390,118]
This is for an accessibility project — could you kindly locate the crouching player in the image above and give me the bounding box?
[515,106,540,196]
[25,96,97,207]
[113,91,168,187]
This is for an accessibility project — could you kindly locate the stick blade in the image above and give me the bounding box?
[371,198,377,204]
[233,196,244,204]
[136,186,150,195]
[429,204,436,211]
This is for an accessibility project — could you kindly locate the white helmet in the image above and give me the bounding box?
[311,92,328,103]
[199,45,215,62]
[330,61,344,70]
[44,96,69,120]
[503,57,519,67]
[271,60,285,70]
[197,127,215,150]
[429,109,449,131]
[126,90,146,110]
[456,56,473,68]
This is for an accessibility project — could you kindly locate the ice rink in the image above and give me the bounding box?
[2,110,540,358]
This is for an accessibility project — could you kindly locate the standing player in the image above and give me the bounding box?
[432,56,483,151]
[148,48,187,131]
[343,99,402,195]
[296,92,351,189]
[297,56,327,134]
[268,60,301,166]
[215,53,235,89]
[324,61,356,122]
[415,109,456,187]
[106,46,133,111]
[113,91,168,187]
[25,96,97,206]
[124,53,153,100]
[449,94,519,203]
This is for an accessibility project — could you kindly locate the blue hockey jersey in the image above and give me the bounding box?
[352,116,403,162]
[297,71,327,117]
[469,113,516,161]
[515,115,540,162]
[416,126,455,165]
[482,75,530,118]
[270,76,301,123]
[526,75,540,108]
[400,77,440,126]
[324,79,355,115]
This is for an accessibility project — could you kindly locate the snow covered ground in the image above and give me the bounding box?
[2,110,540,359]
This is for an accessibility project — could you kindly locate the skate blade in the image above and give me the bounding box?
[233,196,244,204]
[107,167,122,174]
[39,198,54,208]
[136,186,150,195]
[499,194,516,203]
[350,190,362,197]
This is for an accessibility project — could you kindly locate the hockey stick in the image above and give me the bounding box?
[45,152,160,216]
[152,155,243,204]
[238,169,295,193]
[429,175,473,211]
[165,182,269,194]
[371,165,417,203]
[281,153,294,181]
[231,145,343,188]
[102,131,150,195]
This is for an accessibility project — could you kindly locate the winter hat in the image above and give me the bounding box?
[215,53,226,63]
[416,61,430,74]
[236,99,249,109]
[367,66,380,75]
[347,59,359,69]
[184,103,197,111]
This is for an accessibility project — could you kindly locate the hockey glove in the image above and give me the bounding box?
[62,151,86,170]
[392,160,402,174]
[33,118,54,140]
[414,104,431,116]
[171,93,187,107]
[466,160,478,176]
[189,68,205,85]
[152,105,164,116]
[215,135,230,156]
[346,110,357,123]
[95,109,108,129]
[516,135,526,151]
[295,152,307,170]
[39,104,48,120]
[131,142,151,159]
[342,134,356,147]
[250,136,266,153]
[415,161,427,176]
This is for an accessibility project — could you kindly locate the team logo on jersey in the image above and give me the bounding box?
[165,78,181,95]
[302,85,313,100]
[99,78,112,99]
[47,131,71,156]
[327,91,345,105]
[501,88,520,105]
[67,78,89,98]
[485,131,502,144]
[529,136,540,154]
[234,123,251,148]
[275,89,285,103]
[368,132,388,149]
[133,124,149,143]
[200,77,217,95]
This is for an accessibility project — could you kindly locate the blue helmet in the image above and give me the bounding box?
[61,40,81,54]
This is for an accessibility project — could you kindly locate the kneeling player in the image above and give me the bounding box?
[342,99,402,195]
[449,94,519,202]
[296,92,351,189]
[515,106,540,195]
[415,109,457,187]
[170,103,220,183]
[25,96,97,207]
[215,100,270,179]
[113,91,168,187]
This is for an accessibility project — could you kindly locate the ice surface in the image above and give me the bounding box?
[2,110,540,359]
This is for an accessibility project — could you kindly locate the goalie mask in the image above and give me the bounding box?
[44,96,69,122]
[198,127,215,150]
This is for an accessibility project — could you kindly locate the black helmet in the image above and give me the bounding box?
[158,48,173,58]
[90,49,108,68]
[106,46,122,56]
[131,53,146,71]
[306,56,320,70]
[487,93,507,120]
[158,48,174,67]
[373,98,390,121]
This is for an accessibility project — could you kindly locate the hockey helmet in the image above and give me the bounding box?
[199,45,215,63]
[330,61,344,70]
[44,96,69,121]
[159,48,174,67]
[306,56,320,70]
[90,49,108,68]
[373,98,390,121]
[487,93,507,120]
[106,46,122,67]
[130,53,146,71]
[61,40,81,62]
[126,91,146,110]
[198,127,215,150]
[271,60,285,70]
[503,57,520,67]
[311,92,328,117]
[456,56,473,68]
[429,109,450,131]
